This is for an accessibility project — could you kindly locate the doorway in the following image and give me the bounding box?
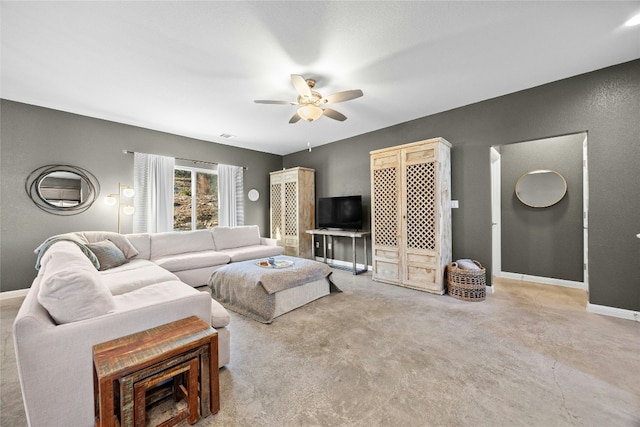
[490,132,588,291]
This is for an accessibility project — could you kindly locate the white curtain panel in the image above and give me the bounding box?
[133,153,175,233]
[218,164,244,227]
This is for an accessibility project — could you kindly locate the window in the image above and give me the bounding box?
[173,167,218,231]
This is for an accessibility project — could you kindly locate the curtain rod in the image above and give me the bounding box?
[122,150,248,170]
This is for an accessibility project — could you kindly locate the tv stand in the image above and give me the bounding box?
[306,229,371,275]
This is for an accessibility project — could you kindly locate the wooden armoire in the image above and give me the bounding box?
[369,138,452,294]
[269,167,315,258]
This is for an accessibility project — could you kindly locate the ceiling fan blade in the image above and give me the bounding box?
[322,89,363,104]
[322,107,347,121]
[254,100,297,105]
[289,112,302,124]
[291,74,312,98]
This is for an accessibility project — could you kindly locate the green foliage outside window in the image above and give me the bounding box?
[174,168,218,230]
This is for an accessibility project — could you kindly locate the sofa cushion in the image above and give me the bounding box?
[86,240,129,271]
[112,280,200,311]
[153,250,231,273]
[111,280,229,328]
[217,244,284,262]
[100,259,179,295]
[126,233,151,260]
[79,231,139,259]
[150,230,215,259]
[37,242,115,324]
[212,225,261,250]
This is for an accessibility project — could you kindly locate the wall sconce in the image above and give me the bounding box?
[104,183,135,233]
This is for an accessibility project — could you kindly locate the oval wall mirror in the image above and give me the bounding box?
[25,165,100,215]
[38,171,84,207]
[515,169,567,208]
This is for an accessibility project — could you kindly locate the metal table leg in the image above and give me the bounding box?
[322,235,327,264]
[352,236,357,274]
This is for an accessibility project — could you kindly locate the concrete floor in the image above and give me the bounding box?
[2,270,639,426]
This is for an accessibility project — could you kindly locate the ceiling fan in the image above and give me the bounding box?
[254,74,363,123]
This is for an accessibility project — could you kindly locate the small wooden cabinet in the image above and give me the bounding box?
[270,167,315,258]
[370,138,452,294]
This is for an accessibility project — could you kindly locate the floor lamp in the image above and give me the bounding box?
[104,183,135,233]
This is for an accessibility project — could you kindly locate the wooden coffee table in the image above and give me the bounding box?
[93,316,219,427]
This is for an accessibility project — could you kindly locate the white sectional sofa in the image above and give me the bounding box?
[136,225,285,287]
[13,225,283,427]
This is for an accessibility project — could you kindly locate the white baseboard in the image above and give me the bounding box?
[495,272,586,290]
[587,303,640,322]
[0,288,29,301]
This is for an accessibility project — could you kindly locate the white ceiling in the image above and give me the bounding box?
[2,1,639,155]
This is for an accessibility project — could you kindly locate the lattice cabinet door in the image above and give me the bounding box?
[401,144,440,292]
[282,171,300,256]
[371,150,402,283]
[270,173,284,242]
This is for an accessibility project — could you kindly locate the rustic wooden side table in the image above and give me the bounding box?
[93,316,219,427]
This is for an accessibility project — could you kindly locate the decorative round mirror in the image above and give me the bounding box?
[26,165,100,215]
[248,189,260,202]
[515,169,567,208]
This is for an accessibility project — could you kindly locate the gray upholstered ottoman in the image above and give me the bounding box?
[209,255,340,323]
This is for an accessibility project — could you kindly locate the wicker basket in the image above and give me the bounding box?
[447,260,486,302]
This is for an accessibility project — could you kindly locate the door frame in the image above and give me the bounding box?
[490,132,589,292]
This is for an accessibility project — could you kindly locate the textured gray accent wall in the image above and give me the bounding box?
[500,134,584,281]
[285,59,640,311]
[0,100,282,292]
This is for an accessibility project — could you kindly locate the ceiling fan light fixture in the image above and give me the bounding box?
[256,74,362,123]
[297,105,323,122]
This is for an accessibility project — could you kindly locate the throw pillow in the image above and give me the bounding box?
[86,240,129,271]
[80,231,140,259]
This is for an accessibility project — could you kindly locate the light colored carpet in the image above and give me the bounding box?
[2,270,639,426]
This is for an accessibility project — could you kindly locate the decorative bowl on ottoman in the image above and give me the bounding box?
[256,258,294,269]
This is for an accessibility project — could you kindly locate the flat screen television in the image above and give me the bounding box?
[317,195,363,230]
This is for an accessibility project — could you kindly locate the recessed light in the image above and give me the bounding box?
[624,12,640,27]
[220,133,235,139]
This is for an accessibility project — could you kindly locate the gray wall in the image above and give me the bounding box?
[0,100,282,292]
[282,141,372,263]
[285,59,640,311]
[500,134,584,281]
